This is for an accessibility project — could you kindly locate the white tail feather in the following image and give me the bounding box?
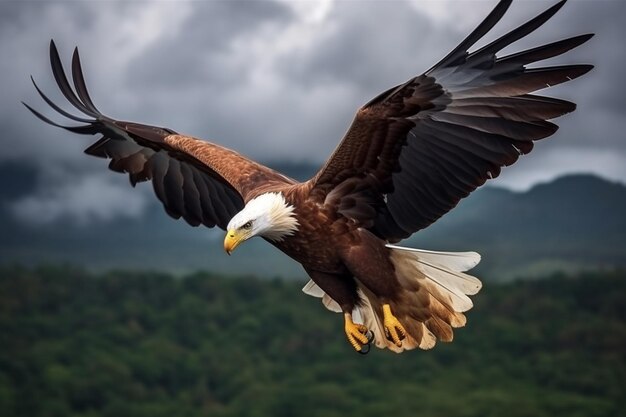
[302,245,482,353]
[389,245,482,313]
[386,245,481,272]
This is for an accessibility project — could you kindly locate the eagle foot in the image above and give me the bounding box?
[382,304,406,347]
[344,313,371,354]
[358,330,374,355]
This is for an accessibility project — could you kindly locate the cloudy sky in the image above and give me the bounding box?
[1,0,624,224]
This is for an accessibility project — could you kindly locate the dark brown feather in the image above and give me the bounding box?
[307,1,593,241]
[25,40,295,231]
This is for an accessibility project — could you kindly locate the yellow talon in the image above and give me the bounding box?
[344,313,369,352]
[382,304,406,347]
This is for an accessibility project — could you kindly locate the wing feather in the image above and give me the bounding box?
[496,34,593,67]
[163,159,185,218]
[191,168,217,228]
[180,163,204,227]
[147,153,172,215]
[308,0,593,241]
[459,0,567,67]
[25,40,295,230]
[446,95,576,121]
[70,47,101,114]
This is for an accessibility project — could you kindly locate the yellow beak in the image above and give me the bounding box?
[224,229,243,255]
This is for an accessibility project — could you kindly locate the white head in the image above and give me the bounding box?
[223,192,299,254]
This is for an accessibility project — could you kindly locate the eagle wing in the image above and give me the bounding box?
[24,41,294,230]
[308,0,593,241]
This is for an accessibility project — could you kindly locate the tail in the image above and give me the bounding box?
[302,245,482,353]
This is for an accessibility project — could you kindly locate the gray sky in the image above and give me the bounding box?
[2,0,624,224]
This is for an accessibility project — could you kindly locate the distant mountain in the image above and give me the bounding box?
[409,174,626,280]
[0,161,319,278]
[1,161,625,280]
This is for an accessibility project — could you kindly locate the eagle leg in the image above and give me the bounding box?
[344,312,371,353]
[303,268,373,353]
[382,304,406,347]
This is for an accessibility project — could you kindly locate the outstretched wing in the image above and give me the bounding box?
[24,40,294,230]
[308,0,593,241]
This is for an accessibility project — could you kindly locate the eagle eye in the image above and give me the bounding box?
[242,221,253,230]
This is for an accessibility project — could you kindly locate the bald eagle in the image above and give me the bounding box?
[25,0,592,353]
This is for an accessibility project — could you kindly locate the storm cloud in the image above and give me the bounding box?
[1,0,624,224]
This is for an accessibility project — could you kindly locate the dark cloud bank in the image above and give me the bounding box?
[1,0,624,225]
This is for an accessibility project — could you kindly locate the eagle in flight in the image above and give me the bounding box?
[25,0,592,353]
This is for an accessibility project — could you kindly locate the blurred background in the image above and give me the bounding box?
[1,1,624,416]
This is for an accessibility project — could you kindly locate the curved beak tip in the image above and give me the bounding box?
[224,231,239,255]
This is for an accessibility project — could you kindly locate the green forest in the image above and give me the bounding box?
[1,266,624,417]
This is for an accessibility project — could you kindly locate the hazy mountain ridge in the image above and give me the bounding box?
[1,161,625,280]
[410,174,626,279]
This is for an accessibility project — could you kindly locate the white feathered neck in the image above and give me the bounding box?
[227,192,299,242]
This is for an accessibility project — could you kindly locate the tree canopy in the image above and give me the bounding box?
[0,266,624,417]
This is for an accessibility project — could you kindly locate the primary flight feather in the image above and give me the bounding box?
[25,0,592,353]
